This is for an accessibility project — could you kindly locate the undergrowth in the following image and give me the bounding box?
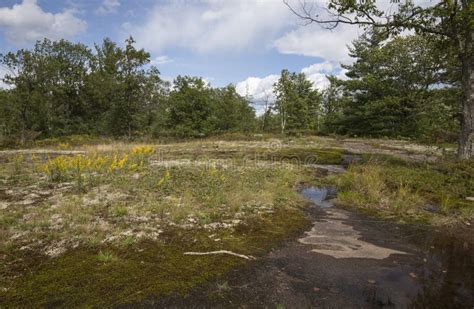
[331,157,474,223]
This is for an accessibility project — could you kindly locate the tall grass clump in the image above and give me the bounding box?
[8,154,25,182]
[335,164,387,207]
[333,158,473,222]
[334,163,423,214]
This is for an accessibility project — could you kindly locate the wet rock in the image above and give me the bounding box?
[298,209,407,259]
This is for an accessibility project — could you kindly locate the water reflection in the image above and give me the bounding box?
[300,185,474,307]
[300,186,336,208]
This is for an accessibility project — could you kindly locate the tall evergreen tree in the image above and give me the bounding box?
[286,0,474,158]
[322,33,460,140]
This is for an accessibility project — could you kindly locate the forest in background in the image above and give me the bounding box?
[0,31,460,146]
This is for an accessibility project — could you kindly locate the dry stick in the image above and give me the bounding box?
[184,250,256,260]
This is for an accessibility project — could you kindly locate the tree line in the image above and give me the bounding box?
[258,32,460,142]
[0,30,463,151]
[0,37,255,144]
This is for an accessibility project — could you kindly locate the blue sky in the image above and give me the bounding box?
[0,0,360,107]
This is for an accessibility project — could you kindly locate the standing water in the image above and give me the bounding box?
[300,186,336,208]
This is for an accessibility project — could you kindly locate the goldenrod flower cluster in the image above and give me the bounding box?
[38,146,156,182]
[156,170,171,187]
[108,154,129,173]
[40,154,106,182]
[131,145,155,156]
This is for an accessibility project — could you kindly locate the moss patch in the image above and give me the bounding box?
[264,148,345,165]
[0,205,308,308]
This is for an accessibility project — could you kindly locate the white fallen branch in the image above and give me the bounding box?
[184,250,256,260]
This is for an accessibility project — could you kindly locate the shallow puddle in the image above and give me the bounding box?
[300,186,407,259]
[298,185,474,306]
[300,186,336,208]
[127,185,474,307]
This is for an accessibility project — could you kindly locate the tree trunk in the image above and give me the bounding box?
[458,29,474,159]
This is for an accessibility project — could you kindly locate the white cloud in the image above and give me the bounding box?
[236,61,348,114]
[95,0,120,16]
[0,0,86,45]
[236,74,279,115]
[127,0,292,53]
[302,61,347,90]
[236,74,279,101]
[273,0,436,63]
[150,55,173,66]
[0,65,8,89]
[274,24,360,64]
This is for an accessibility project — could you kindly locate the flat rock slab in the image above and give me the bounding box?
[299,208,407,259]
[137,199,474,308]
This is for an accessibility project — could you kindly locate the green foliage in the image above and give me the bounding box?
[155,76,256,138]
[1,39,94,139]
[0,38,256,145]
[273,69,322,133]
[322,33,460,142]
[332,158,474,222]
[291,0,473,157]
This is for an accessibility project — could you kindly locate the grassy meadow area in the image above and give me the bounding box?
[0,135,473,307]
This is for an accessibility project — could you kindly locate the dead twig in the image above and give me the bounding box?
[184,250,256,260]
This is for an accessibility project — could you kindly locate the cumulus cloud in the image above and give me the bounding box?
[236,74,279,115]
[274,25,360,64]
[274,0,436,63]
[95,0,120,16]
[127,0,292,53]
[302,61,347,90]
[0,0,86,45]
[236,75,279,101]
[236,61,347,114]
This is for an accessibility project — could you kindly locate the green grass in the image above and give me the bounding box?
[1,136,471,307]
[330,156,474,223]
[0,141,315,307]
[97,250,118,263]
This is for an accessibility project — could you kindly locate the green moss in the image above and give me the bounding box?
[266,148,345,165]
[0,206,308,308]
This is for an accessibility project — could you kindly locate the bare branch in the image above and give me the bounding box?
[283,0,446,36]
